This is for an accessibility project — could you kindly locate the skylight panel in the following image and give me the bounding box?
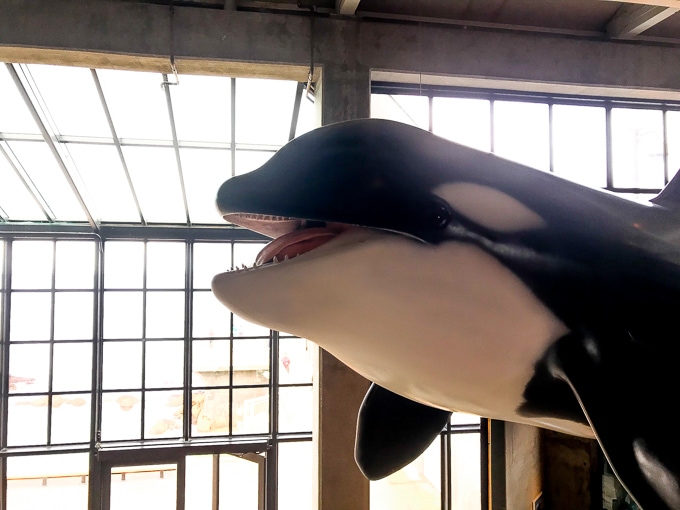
[123,146,186,223]
[235,78,297,145]
[170,74,231,144]
[97,69,173,141]
[180,148,231,224]
[25,64,112,139]
[0,148,46,220]
[67,143,140,222]
[0,64,40,135]
[7,141,86,221]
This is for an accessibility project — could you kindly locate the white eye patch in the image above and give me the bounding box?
[434,182,546,233]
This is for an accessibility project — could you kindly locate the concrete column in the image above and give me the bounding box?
[313,60,371,510]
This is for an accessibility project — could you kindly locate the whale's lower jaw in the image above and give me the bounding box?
[212,228,588,434]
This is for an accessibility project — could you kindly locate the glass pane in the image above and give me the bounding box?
[27,64,111,138]
[103,291,143,339]
[451,433,482,510]
[12,240,53,289]
[7,141,86,221]
[102,341,143,389]
[52,343,92,392]
[235,78,297,145]
[218,454,260,510]
[233,387,269,434]
[7,395,48,446]
[147,242,185,288]
[123,146,186,223]
[170,74,231,143]
[279,386,313,433]
[295,91,318,138]
[0,149,46,220]
[67,143,140,222]
[667,111,680,182]
[192,389,230,436]
[146,291,185,338]
[185,455,214,510]
[493,101,550,171]
[192,290,230,337]
[110,464,177,510]
[0,64,40,134]
[6,454,89,510]
[50,393,91,444]
[181,148,231,224]
[10,292,51,341]
[146,341,184,388]
[612,108,665,189]
[371,437,441,510]
[232,314,269,338]
[279,337,314,384]
[278,442,314,510]
[54,292,94,340]
[100,391,142,441]
[55,241,95,289]
[233,242,265,268]
[104,241,144,289]
[235,150,275,176]
[193,243,232,289]
[553,104,607,188]
[97,69,172,140]
[233,339,269,385]
[432,97,491,151]
[193,339,231,386]
[9,343,50,393]
[451,412,481,425]
[145,390,183,438]
[371,94,429,130]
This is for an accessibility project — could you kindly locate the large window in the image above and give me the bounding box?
[372,83,680,201]
[0,63,315,510]
[372,83,680,509]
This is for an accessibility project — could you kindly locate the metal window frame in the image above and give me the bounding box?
[0,231,314,510]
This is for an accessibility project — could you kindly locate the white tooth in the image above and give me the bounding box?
[273,256,279,263]
[241,264,247,270]
[284,255,289,261]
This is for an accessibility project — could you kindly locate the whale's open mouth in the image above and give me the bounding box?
[224,213,350,267]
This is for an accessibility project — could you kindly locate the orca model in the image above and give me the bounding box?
[211,118,680,510]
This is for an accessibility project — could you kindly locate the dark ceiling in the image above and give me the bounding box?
[117,0,680,42]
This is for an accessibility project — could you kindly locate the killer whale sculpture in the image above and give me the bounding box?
[211,118,680,510]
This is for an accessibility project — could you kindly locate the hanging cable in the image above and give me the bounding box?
[161,0,180,87]
[305,6,316,103]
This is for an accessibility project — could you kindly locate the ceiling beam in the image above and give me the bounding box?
[607,3,678,38]
[600,0,680,8]
[336,0,361,16]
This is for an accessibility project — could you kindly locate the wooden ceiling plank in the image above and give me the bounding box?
[607,3,678,37]
[336,0,361,16]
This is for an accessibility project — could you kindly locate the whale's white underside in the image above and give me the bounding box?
[212,228,594,438]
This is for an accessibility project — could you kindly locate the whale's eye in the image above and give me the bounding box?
[426,201,451,230]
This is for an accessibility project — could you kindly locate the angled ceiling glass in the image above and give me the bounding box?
[0,62,315,227]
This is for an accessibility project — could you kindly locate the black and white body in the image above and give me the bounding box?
[211,119,680,510]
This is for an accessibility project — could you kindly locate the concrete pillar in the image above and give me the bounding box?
[313,60,371,510]
[505,423,542,510]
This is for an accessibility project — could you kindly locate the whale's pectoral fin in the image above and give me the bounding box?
[354,383,452,480]
[549,332,680,510]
